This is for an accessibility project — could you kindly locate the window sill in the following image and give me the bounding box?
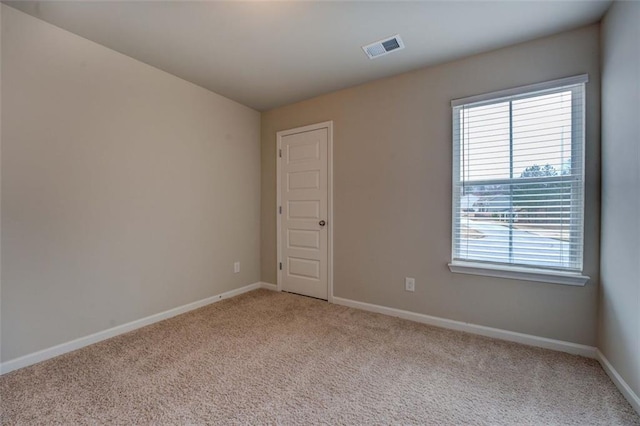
[448,261,589,286]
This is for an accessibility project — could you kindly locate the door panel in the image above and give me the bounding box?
[287,229,320,250]
[288,141,320,163]
[287,170,320,190]
[288,257,320,279]
[280,127,328,300]
[288,200,320,219]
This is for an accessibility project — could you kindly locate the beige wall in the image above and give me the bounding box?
[0,4,3,363]
[599,1,640,398]
[1,5,261,361]
[262,25,601,345]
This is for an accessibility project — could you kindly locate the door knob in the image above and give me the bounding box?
[319,220,326,227]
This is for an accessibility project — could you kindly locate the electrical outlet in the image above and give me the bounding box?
[405,277,415,292]
[234,261,240,273]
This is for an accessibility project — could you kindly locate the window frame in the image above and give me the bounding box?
[448,75,590,286]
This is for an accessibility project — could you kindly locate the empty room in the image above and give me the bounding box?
[0,0,639,424]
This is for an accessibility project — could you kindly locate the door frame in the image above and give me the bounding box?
[276,121,334,302]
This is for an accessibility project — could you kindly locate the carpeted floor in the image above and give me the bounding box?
[1,289,638,425]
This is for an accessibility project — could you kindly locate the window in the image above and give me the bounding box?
[449,75,589,286]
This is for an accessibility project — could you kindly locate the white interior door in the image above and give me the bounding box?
[278,124,330,300]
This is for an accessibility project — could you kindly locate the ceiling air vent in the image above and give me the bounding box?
[362,35,405,59]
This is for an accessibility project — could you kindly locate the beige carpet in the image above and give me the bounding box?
[1,289,638,425]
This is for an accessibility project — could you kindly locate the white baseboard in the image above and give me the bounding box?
[0,281,263,375]
[259,282,278,291]
[332,296,597,358]
[596,349,640,414]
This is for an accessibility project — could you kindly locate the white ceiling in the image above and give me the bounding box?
[5,1,611,111]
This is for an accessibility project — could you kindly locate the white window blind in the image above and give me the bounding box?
[451,75,587,275]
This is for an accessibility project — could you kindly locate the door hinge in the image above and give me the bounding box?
[279,149,282,158]
[279,206,282,214]
[279,262,282,270]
